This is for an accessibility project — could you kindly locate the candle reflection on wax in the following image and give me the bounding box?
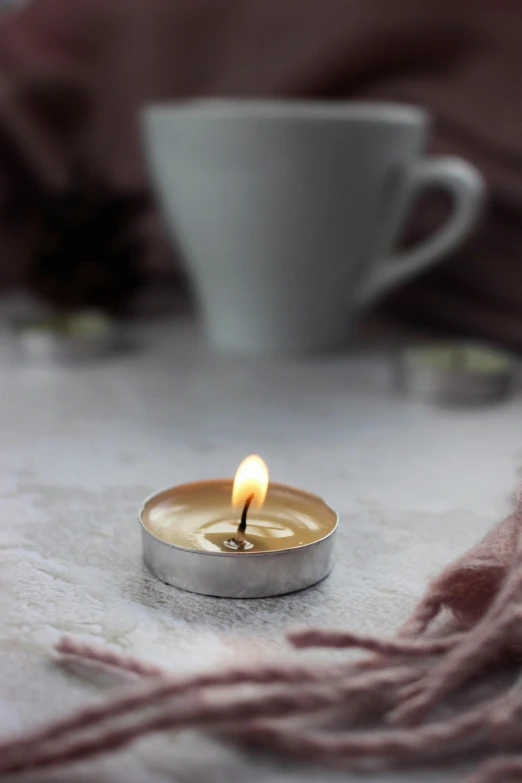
[141,455,334,554]
[144,489,327,553]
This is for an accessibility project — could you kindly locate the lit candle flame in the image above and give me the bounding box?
[232,455,269,511]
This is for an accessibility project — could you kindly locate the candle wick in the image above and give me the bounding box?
[236,493,255,543]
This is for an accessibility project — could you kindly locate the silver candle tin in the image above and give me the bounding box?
[395,343,516,405]
[11,313,125,363]
[139,481,338,599]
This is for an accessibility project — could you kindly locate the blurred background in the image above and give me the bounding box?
[0,0,519,352]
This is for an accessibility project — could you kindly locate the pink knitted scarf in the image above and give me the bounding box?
[1,490,521,783]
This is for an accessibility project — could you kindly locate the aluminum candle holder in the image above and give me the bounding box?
[139,478,338,599]
[396,342,516,405]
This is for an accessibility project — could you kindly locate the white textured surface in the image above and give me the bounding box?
[0,315,521,783]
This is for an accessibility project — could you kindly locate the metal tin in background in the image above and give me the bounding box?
[139,483,338,599]
[395,342,517,405]
[10,311,126,363]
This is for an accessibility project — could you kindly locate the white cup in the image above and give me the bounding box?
[142,100,485,355]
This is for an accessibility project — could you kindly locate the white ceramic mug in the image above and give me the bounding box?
[142,101,485,355]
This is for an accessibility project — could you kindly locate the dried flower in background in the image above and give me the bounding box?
[29,163,149,314]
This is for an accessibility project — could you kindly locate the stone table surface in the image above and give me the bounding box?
[0,315,521,783]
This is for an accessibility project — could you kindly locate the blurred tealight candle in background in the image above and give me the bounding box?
[396,342,516,405]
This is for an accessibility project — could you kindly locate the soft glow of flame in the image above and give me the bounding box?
[232,455,269,510]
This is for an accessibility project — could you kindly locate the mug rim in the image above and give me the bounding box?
[143,99,427,125]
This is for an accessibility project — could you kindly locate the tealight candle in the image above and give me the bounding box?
[396,342,515,405]
[139,456,337,598]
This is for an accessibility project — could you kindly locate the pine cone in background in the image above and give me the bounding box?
[29,164,149,315]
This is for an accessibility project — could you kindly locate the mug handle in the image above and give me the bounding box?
[355,157,486,308]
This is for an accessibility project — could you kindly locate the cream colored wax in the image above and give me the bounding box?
[140,480,337,554]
